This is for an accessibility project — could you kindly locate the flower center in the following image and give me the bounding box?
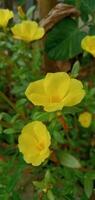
[51,95,61,103]
[37,142,45,151]
[83,118,89,124]
[32,133,45,151]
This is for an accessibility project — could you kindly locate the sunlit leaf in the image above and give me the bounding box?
[58,151,81,168]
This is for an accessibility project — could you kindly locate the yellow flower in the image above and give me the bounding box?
[11,20,45,42]
[0,9,14,28]
[25,72,85,112]
[81,35,95,57]
[78,112,92,128]
[18,121,51,166]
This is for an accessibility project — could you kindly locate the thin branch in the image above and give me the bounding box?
[40,3,80,32]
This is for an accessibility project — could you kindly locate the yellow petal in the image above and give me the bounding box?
[63,78,85,107]
[23,21,38,39]
[18,125,38,154]
[33,121,51,147]
[44,102,64,112]
[81,35,95,57]
[44,72,70,98]
[32,27,45,40]
[24,148,50,166]
[25,79,49,105]
[0,9,14,27]
[31,149,50,166]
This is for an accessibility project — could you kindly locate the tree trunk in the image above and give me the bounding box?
[37,0,71,73]
[37,0,58,72]
[37,0,57,19]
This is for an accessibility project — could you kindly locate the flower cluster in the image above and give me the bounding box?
[18,72,85,166]
[0,8,86,167]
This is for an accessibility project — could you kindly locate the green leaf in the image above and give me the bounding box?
[62,106,82,115]
[89,25,95,35]
[47,190,55,200]
[64,0,95,15]
[52,130,64,144]
[64,0,86,20]
[26,6,36,19]
[33,180,45,190]
[63,195,75,200]
[84,173,94,198]
[45,18,86,60]
[16,98,27,108]
[81,0,95,15]
[31,111,54,122]
[12,192,21,200]
[64,0,75,5]
[58,152,81,168]
[71,61,80,78]
[17,0,25,5]
[4,128,15,135]
[33,170,53,191]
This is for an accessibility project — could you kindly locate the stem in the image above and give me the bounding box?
[0,91,16,111]
[57,113,73,148]
[0,120,11,128]
[0,91,26,119]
